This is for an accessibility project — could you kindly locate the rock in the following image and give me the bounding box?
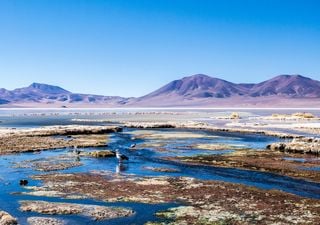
[0,211,17,225]
[19,201,134,221]
[19,179,28,186]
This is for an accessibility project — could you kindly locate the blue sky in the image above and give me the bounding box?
[0,0,319,97]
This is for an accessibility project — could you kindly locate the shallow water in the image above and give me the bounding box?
[0,108,320,224]
[1,127,320,224]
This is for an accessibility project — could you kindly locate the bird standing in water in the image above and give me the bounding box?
[73,146,80,155]
[115,149,129,163]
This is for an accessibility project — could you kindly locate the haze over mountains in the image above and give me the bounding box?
[1,74,320,108]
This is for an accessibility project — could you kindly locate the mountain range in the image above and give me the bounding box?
[1,74,320,108]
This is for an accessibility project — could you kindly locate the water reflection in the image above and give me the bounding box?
[116,163,129,174]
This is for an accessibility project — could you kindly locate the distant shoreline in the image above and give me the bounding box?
[0,107,320,110]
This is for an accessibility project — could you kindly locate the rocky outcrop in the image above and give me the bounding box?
[0,211,17,225]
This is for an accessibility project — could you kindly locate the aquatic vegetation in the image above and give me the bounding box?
[27,217,65,225]
[23,172,320,225]
[171,149,320,182]
[0,122,319,224]
[129,129,218,140]
[13,154,83,172]
[0,125,120,154]
[193,143,246,151]
[20,201,134,220]
[0,134,111,155]
[143,166,180,173]
[87,150,115,158]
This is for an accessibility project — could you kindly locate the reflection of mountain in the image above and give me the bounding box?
[1,74,320,107]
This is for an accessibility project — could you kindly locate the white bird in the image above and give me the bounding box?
[130,143,136,149]
[115,149,129,163]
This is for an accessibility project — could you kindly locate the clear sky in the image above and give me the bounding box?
[0,0,319,97]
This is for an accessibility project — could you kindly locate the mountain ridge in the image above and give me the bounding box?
[0,74,320,107]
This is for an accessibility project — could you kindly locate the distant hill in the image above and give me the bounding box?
[0,83,130,107]
[1,74,320,108]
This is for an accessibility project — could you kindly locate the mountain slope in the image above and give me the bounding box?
[1,74,320,107]
[249,75,320,97]
[138,74,250,100]
[130,74,320,107]
[0,83,129,106]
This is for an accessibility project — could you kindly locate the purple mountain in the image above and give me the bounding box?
[0,83,129,107]
[249,75,320,97]
[0,74,320,107]
[140,74,250,99]
[129,74,320,107]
